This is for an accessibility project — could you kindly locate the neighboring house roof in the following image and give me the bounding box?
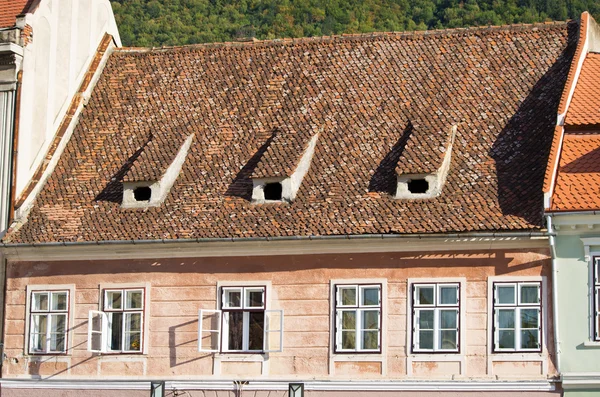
[4,22,576,243]
[564,53,600,126]
[550,134,600,211]
[0,0,33,28]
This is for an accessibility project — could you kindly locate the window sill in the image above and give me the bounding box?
[490,352,545,361]
[582,341,600,348]
[217,353,265,362]
[332,353,383,362]
[409,353,463,360]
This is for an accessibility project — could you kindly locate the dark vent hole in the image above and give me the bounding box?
[264,183,282,200]
[133,186,152,202]
[408,179,429,194]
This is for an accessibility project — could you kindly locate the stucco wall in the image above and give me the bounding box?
[2,249,554,382]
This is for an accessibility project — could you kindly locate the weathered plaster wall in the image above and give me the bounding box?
[2,249,554,383]
[15,0,120,199]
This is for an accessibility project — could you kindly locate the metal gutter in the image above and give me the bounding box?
[1,230,550,248]
[546,214,561,373]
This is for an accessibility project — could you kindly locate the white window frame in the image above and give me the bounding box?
[492,281,542,353]
[411,283,460,353]
[27,290,70,355]
[334,284,382,353]
[198,284,283,354]
[594,257,600,341]
[103,288,145,353]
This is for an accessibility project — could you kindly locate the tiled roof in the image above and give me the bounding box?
[550,133,600,211]
[4,23,577,243]
[0,0,32,28]
[564,53,600,126]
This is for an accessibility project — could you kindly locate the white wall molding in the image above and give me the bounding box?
[561,372,600,389]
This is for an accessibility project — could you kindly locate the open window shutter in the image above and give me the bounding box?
[198,309,222,352]
[263,309,284,353]
[87,310,107,353]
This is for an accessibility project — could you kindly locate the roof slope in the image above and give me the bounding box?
[0,0,33,28]
[5,23,577,243]
[565,53,600,126]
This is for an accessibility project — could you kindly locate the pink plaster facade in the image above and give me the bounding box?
[0,248,559,395]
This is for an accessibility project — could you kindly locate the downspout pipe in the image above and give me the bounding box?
[546,214,561,373]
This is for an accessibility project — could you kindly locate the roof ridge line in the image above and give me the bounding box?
[115,19,572,53]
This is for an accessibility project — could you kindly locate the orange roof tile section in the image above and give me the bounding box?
[565,53,600,126]
[0,0,32,28]
[550,134,600,211]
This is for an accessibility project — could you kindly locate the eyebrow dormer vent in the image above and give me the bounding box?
[252,132,319,203]
[395,125,457,199]
[122,133,194,208]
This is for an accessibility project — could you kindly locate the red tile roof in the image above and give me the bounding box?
[0,0,33,28]
[550,133,600,211]
[565,53,600,126]
[4,23,577,243]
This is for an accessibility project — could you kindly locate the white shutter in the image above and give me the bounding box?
[198,309,221,352]
[263,309,284,353]
[87,310,107,353]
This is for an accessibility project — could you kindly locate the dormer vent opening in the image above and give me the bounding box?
[133,186,152,202]
[264,182,283,201]
[407,178,429,194]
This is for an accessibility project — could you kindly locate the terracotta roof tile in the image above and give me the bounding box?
[0,0,33,28]
[565,53,600,126]
[4,23,577,243]
[550,133,600,211]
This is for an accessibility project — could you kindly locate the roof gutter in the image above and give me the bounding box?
[1,230,550,248]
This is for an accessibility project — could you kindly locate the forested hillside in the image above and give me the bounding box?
[110,0,599,46]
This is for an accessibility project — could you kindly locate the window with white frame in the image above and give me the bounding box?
[334,284,381,353]
[29,290,69,354]
[493,282,541,352]
[87,288,144,353]
[198,286,283,353]
[595,258,600,341]
[411,283,460,353]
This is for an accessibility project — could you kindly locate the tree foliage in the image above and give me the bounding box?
[110,0,600,46]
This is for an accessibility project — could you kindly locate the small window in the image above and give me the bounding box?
[87,288,144,353]
[411,283,460,352]
[263,183,282,201]
[29,290,69,354]
[493,282,541,352]
[133,186,152,202]
[198,286,283,353]
[334,284,381,353]
[408,178,429,194]
[595,258,600,341]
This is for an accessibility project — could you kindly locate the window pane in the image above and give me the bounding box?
[439,286,458,305]
[126,290,143,309]
[362,287,380,306]
[51,292,67,311]
[341,311,356,330]
[520,309,539,329]
[498,309,515,329]
[109,312,123,350]
[224,290,241,308]
[521,330,539,349]
[340,287,356,306]
[248,311,264,351]
[33,292,48,311]
[126,313,142,332]
[50,333,65,352]
[32,314,47,334]
[342,331,356,349]
[520,285,539,304]
[226,312,243,350]
[498,330,515,349]
[31,333,46,352]
[419,330,434,349]
[106,291,122,310]
[439,330,457,350]
[440,309,457,329]
[31,315,47,352]
[362,330,379,350]
[497,285,515,304]
[50,314,66,333]
[417,287,434,305]
[362,310,379,330]
[419,310,434,330]
[125,332,141,351]
[247,290,264,308]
